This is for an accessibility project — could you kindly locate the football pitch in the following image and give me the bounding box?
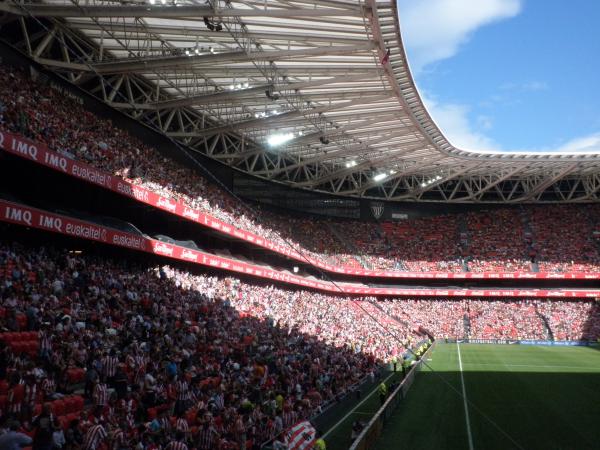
[372,343,600,450]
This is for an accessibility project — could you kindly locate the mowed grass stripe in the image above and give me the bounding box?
[373,344,600,450]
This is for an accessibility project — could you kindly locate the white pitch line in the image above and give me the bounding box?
[457,342,475,450]
[322,371,396,439]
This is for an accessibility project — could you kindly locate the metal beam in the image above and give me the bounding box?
[90,43,375,73]
[452,165,528,201]
[510,163,579,202]
[389,162,486,200]
[0,4,366,18]
[166,93,390,137]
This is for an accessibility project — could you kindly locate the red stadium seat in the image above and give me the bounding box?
[72,395,84,412]
[50,399,66,417]
[147,407,157,420]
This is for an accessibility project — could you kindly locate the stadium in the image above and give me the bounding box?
[0,0,598,449]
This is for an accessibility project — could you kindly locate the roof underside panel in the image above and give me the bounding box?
[2,0,599,202]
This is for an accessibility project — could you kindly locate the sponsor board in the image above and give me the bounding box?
[459,339,592,346]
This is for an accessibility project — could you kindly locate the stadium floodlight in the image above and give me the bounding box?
[267,132,295,147]
[346,160,357,168]
[149,0,155,4]
[293,266,299,273]
[160,0,166,4]
[244,82,249,88]
[373,173,388,182]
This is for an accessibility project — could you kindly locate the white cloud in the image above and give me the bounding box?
[422,93,600,153]
[552,133,600,153]
[421,92,500,151]
[499,81,549,92]
[398,0,600,154]
[398,0,522,72]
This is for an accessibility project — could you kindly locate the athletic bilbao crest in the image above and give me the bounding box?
[370,202,385,219]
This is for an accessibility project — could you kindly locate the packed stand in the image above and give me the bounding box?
[0,244,422,449]
[1,240,600,448]
[376,298,600,341]
[0,66,351,269]
[529,205,600,272]
[465,209,531,272]
[535,300,600,341]
[0,242,385,449]
[324,217,464,272]
[377,299,466,338]
[2,65,600,275]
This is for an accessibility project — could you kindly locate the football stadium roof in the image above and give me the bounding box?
[2,0,600,202]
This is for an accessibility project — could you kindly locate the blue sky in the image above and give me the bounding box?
[397,0,600,152]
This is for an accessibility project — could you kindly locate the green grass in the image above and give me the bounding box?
[324,369,406,450]
[372,343,600,450]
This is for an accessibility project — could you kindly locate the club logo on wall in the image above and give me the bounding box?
[370,202,385,219]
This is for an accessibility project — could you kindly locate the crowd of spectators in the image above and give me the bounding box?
[378,298,600,341]
[339,216,464,272]
[0,241,388,449]
[529,205,600,272]
[465,209,531,273]
[0,239,599,448]
[1,65,600,275]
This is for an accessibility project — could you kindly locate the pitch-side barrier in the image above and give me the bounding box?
[348,342,436,450]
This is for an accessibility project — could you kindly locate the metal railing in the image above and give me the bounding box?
[348,342,436,450]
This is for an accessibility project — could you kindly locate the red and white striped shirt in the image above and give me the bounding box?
[8,384,24,414]
[93,383,109,406]
[197,425,217,450]
[176,417,189,433]
[102,356,119,378]
[175,380,190,401]
[282,411,297,429]
[24,382,37,405]
[83,423,107,450]
[111,428,125,450]
[158,416,171,432]
[164,441,188,450]
[42,378,55,398]
[40,331,52,352]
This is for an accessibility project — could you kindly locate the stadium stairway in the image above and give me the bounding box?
[583,206,600,256]
[463,313,471,339]
[324,221,370,269]
[349,300,409,346]
[457,214,470,272]
[519,207,538,272]
[534,305,555,341]
[367,300,412,330]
